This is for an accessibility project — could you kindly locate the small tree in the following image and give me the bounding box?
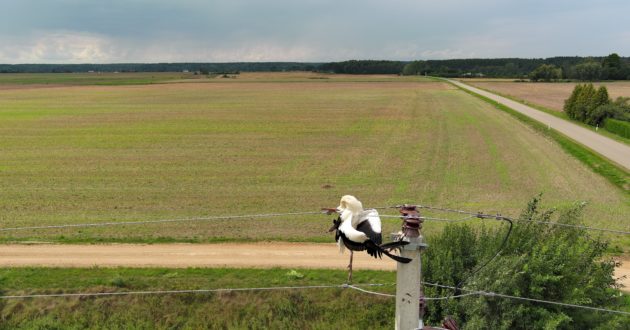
[585,86,611,125]
[570,61,603,81]
[602,53,624,80]
[565,84,613,125]
[590,104,624,126]
[573,83,596,122]
[402,61,428,76]
[422,197,623,329]
[563,84,583,119]
[529,64,562,82]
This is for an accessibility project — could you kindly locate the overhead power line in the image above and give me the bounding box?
[345,285,478,300]
[378,214,477,223]
[332,282,630,316]
[0,283,388,300]
[421,281,630,316]
[0,276,627,316]
[0,211,322,232]
[396,204,630,235]
[1,204,628,235]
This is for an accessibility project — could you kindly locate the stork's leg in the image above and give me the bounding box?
[347,250,354,284]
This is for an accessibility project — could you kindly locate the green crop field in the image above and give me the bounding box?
[0,73,628,248]
[0,72,208,86]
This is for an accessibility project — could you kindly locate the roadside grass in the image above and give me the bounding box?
[0,267,627,328]
[1,76,628,247]
[623,294,630,313]
[0,267,397,329]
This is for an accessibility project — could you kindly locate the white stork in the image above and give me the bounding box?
[328,195,411,283]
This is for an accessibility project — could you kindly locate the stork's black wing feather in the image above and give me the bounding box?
[363,239,383,259]
[365,240,412,263]
[357,220,382,246]
[338,231,367,251]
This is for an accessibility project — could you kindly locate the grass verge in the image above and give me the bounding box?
[0,267,397,329]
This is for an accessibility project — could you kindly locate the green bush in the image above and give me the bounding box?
[604,118,630,139]
[564,84,612,125]
[529,64,562,82]
[422,197,624,329]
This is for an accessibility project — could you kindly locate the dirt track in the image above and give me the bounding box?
[0,243,394,270]
[0,243,628,291]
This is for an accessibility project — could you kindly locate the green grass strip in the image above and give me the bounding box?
[0,267,397,329]
[604,118,630,139]
[451,83,630,195]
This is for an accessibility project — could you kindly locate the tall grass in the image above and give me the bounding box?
[0,268,397,329]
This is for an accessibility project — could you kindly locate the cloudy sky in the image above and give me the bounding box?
[1,0,628,63]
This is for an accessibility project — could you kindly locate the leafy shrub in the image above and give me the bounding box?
[604,118,630,139]
[110,276,127,288]
[529,64,562,82]
[568,61,604,81]
[422,197,624,329]
[564,84,612,125]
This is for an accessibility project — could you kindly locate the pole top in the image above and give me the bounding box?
[398,205,423,238]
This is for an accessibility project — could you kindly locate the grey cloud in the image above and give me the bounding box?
[0,0,628,63]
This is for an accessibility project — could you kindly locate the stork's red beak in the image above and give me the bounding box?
[321,208,338,215]
[328,217,341,232]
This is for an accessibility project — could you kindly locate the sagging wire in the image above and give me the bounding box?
[399,203,630,235]
[0,211,322,232]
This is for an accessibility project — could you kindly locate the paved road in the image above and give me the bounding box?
[449,80,630,171]
[1,243,628,291]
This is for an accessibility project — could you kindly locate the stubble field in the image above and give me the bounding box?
[463,79,630,112]
[0,73,628,247]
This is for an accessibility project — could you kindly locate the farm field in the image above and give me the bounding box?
[462,79,630,112]
[0,73,629,248]
[0,71,433,87]
[0,72,208,86]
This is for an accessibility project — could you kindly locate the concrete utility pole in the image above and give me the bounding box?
[395,205,427,330]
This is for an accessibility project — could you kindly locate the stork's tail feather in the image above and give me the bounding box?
[379,240,412,262]
[379,240,409,250]
[381,249,412,263]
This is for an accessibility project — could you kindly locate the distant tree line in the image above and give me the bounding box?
[402,54,630,80]
[527,54,629,82]
[317,60,406,74]
[1,55,628,81]
[0,62,320,74]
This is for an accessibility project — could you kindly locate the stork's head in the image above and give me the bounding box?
[337,195,364,214]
